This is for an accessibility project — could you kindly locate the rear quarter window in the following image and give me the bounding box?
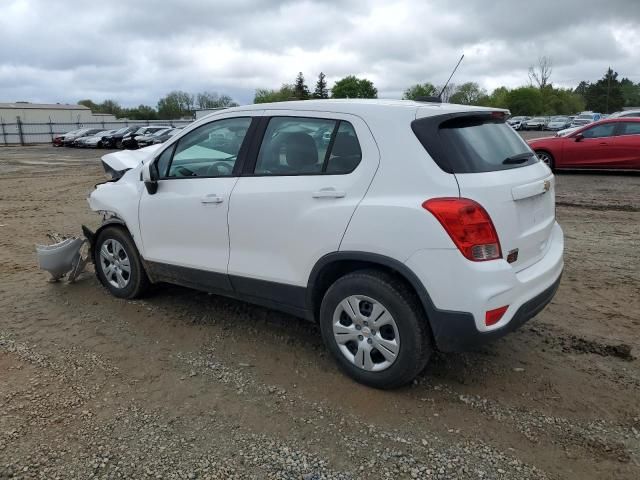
[412,113,539,173]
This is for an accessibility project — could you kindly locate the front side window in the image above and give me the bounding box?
[165,117,251,178]
[581,123,615,139]
[619,122,640,136]
[254,117,362,175]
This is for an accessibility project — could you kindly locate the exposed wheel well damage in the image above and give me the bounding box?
[82,217,129,262]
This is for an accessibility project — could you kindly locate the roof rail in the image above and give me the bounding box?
[415,96,442,103]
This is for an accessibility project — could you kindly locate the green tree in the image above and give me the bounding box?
[449,82,489,105]
[253,84,296,103]
[124,105,158,120]
[78,99,99,111]
[293,72,310,100]
[314,72,329,99]
[331,75,377,99]
[620,78,640,107]
[584,68,624,113]
[402,83,437,100]
[487,86,510,108]
[505,87,544,115]
[196,91,238,109]
[157,90,195,118]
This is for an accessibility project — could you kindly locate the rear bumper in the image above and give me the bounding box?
[405,221,564,352]
[428,272,561,352]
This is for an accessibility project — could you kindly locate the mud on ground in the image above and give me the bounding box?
[0,146,639,479]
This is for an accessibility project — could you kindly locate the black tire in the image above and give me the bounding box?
[319,269,432,389]
[94,226,149,299]
[535,150,555,170]
[115,139,123,149]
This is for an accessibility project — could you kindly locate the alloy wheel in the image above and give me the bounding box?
[332,295,400,372]
[99,239,131,289]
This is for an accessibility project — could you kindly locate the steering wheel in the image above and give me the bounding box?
[206,161,233,176]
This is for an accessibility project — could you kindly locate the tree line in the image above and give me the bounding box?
[78,60,640,119]
[78,90,238,120]
[259,64,640,116]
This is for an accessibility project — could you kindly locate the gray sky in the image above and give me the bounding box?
[2,0,639,106]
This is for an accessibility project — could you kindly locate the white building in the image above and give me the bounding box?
[0,102,117,123]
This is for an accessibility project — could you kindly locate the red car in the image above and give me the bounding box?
[528,118,640,170]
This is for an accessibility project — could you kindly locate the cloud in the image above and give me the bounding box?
[1,0,639,106]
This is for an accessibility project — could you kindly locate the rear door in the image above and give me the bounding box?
[413,111,555,272]
[610,121,640,169]
[227,111,379,300]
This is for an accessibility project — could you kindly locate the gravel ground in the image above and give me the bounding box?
[0,145,639,479]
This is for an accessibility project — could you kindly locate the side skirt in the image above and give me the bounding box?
[143,260,311,320]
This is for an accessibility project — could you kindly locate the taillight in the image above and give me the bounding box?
[422,198,502,261]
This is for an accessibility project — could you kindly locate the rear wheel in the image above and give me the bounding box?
[94,227,149,299]
[319,270,432,389]
[115,139,123,149]
[535,150,554,169]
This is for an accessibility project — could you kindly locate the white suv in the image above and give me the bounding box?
[85,99,564,389]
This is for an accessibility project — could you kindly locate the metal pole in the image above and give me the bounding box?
[16,116,24,146]
[48,116,54,142]
[0,116,7,146]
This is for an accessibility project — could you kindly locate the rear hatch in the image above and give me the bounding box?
[412,111,555,271]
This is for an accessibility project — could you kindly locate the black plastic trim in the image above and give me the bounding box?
[307,251,561,352]
[144,260,233,294]
[433,273,562,352]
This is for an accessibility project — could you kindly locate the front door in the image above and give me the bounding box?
[138,116,254,290]
[563,123,616,168]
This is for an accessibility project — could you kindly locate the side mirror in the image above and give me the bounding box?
[574,133,584,142]
[142,161,158,194]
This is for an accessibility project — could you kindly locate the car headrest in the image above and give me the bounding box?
[332,133,361,157]
[283,132,318,168]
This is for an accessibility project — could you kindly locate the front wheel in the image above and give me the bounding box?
[94,227,149,299]
[319,270,432,389]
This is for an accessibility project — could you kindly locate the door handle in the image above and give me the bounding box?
[201,194,224,204]
[312,187,346,199]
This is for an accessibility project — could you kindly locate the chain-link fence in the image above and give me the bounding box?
[0,117,194,145]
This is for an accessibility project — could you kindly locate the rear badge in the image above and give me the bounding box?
[543,180,551,193]
[507,248,519,264]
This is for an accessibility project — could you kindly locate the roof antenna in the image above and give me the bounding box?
[438,54,465,101]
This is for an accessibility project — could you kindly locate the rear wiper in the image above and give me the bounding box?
[502,152,535,164]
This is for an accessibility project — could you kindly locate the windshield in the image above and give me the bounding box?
[551,117,568,122]
[412,114,538,173]
[577,114,593,120]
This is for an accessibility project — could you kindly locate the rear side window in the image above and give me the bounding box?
[254,117,362,175]
[412,114,538,173]
[619,122,640,136]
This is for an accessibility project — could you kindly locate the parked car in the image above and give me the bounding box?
[136,128,181,147]
[102,126,139,149]
[53,129,81,147]
[556,126,580,137]
[85,100,563,389]
[523,117,548,130]
[545,116,572,131]
[63,128,103,146]
[609,109,640,118]
[122,126,170,149]
[74,129,118,148]
[507,116,530,130]
[570,112,602,128]
[528,118,640,170]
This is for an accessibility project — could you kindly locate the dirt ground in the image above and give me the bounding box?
[0,145,639,480]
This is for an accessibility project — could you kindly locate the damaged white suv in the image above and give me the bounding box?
[85,100,564,388]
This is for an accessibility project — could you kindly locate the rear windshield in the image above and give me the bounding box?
[412,113,539,173]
